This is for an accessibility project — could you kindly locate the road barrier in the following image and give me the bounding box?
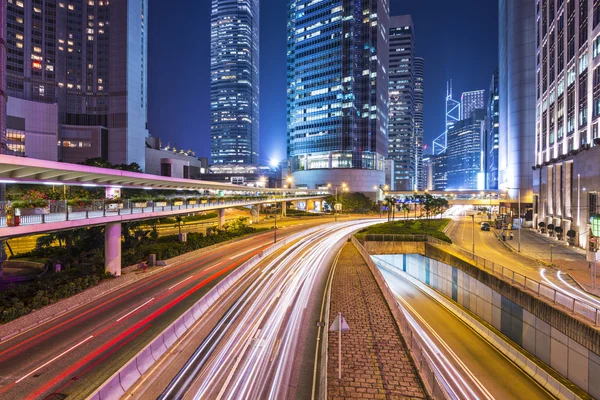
[362,234,600,326]
[373,255,585,400]
[88,224,330,400]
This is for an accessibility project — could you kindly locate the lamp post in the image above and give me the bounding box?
[504,187,522,252]
[470,214,475,255]
[327,183,347,222]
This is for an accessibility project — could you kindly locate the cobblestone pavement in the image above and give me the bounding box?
[327,243,426,400]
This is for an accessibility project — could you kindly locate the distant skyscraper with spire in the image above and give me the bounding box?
[210,0,260,165]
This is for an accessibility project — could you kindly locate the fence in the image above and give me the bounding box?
[351,237,451,400]
[362,234,600,326]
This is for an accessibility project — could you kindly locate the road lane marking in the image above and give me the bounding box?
[206,261,223,271]
[168,276,193,290]
[16,335,94,384]
[116,298,155,322]
[228,245,264,260]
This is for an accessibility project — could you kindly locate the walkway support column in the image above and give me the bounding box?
[218,208,226,229]
[105,222,122,276]
[281,201,287,217]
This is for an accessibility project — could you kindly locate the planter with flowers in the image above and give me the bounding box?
[153,196,168,207]
[172,197,184,207]
[67,198,94,212]
[187,198,197,205]
[105,197,124,211]
[11,190,50,216]
[130,197,150,208]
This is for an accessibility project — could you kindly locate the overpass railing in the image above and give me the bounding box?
[0,195,322,228]
[360,234,600,326]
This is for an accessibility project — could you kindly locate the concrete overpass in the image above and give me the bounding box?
[384,190,503,206]
[0,155,327,275]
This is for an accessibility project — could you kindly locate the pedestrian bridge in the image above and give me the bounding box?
[386,190,502,206]
[0,155,327,275]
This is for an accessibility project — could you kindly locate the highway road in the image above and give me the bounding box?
[378,264,553,400]
[445,215,600,311]
[146,220,380,400]
[0,218,343,400]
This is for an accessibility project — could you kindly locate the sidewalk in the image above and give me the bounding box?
[327,243,426,400]
[500,227,600,295]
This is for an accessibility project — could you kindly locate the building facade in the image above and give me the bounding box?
[5,0,149,168]
[498,0,536,215]
[388,15,415,191]
[534,0,600,248]
[432,153,447,191]
[286,0,390,193]
[461,89,485,119]
[414,56,425,190]
[210,0,260,165]
[446,109,486,190]
[487,67,500,189]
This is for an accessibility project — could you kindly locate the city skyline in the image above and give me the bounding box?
[148,0,498,161]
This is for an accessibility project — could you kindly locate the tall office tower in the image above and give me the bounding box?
[431,153,447,191]
[461,89,485,119]
[534,0,600,253]
[287,0,390,193]
[414,57,425,190]
[498,0,535,215]
[5,0,149,168]
[1,0,6,153]
[388,15,415,191]
[210,0,259,165]
[446,109,486,190]
[433,81,460,155]
[486,67,500,189]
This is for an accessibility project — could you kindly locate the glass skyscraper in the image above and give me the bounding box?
[388,15,415,191]
[286,0,389,192]
[414,56,425,190]
[210,0,260,165]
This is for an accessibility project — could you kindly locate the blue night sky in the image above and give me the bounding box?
[148,0,498,162]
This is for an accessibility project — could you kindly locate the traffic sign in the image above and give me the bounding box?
[329,313,350,332]
[334,203,343,211]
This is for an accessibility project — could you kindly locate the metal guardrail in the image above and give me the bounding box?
[362,234,600,326]
[0,196,322,228]
[351,237,451,400]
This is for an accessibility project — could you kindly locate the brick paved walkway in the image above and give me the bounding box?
[327,243,426,400]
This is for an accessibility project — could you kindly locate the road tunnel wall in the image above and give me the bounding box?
[373,249,600,398]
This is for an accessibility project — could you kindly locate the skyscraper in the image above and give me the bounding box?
[388,15,415,191]
[5,0,149,168]
[533,0,600,251]
[414,57,425,190]
[461,89,485,119]
[210,0,260,165]
[446,109,486,190]
[498,0,535,212]
[486,67,499,190]
[1,0,6,154]
[286,0,389,193]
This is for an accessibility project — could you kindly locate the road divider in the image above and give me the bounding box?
[88,224,331,400]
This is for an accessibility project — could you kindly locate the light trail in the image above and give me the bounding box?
[541,268,600,309]
[374,257,494,400]
[160,220,380,400]
[116,298,155,322]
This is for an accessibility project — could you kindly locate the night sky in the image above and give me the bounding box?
[148,0,498,163]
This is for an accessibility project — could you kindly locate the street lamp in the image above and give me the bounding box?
[328,183,348,222]
[504,187,522,252]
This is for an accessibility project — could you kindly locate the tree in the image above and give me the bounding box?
[78,158,143,173]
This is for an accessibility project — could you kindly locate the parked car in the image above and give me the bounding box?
[480,222,490,231]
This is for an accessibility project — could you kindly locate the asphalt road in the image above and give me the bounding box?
[380,267,553,400]
[445,216,600,310]
[0,218,340,400]
[154,220,380,400]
